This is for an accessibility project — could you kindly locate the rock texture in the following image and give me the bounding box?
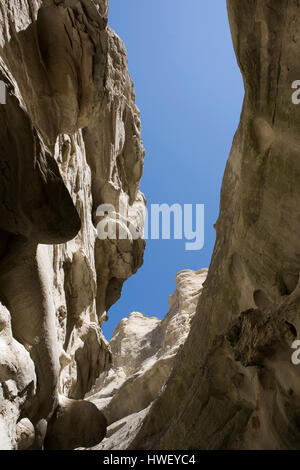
[128,0,300,450]
[86,269,208,450]
[2,0,298,453]
[0,0,145,449]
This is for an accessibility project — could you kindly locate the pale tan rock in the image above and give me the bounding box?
[86,269,208,450]
[0,303,36,450]
[0,0,145,449]
[15,419,35,450]
[3,0,298,453]
[44,395,107,450]
[130,0,300,451]
[94,407,151,451]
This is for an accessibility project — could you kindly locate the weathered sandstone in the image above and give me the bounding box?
[1,0,299,452]
[129,0,300,450]
[86,269,208,450]
[0,0,145,449]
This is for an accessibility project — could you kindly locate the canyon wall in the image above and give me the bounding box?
[86,269,208,450]
[0,0,145,450]
[1,0,299,452]
[128,0,300,450]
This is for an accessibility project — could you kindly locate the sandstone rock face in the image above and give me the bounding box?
[0,0,145,449]
[129,0,300,450]
[1,0,297,452]
[44,396,107,450]
[86,269,208,450]
[0,303,36,449]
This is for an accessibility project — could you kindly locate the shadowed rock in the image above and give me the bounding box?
[44,396,107,450]
[128,0,300,450]
[0,0,145,450]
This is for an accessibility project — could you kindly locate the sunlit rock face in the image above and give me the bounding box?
[0,0,145,449]
[2,0,297,453]
[86,269,208,450]
[128,0,300,450]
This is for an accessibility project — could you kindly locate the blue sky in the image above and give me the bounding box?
[102,0,244,339]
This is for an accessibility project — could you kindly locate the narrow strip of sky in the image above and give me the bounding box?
[103,0,244,340]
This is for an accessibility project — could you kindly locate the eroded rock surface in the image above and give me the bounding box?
[1,0,297,453]
[0,0,145,449]
[86,269,208,450]
[129,0,300,450]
